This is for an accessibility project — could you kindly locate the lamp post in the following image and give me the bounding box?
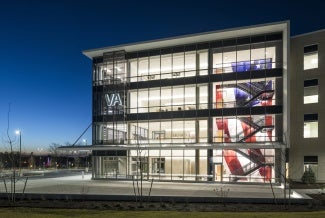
[37,147,43,169]
[82,139,89,169]
[15,130,22,175]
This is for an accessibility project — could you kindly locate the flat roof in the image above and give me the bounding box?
[291,28,325,38]
[83,21,289,59]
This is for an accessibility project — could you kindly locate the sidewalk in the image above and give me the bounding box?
[0,174,311,204]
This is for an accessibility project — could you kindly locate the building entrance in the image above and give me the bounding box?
[103,157,119,178]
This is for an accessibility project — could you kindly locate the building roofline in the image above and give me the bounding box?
[291,28,325,38]
[82,20,289,59]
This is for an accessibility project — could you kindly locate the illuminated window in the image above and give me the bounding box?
[304,156,318,179]
[304,114,318,138]
[304,79,318,104]
[152,158,165,173]
[304,45,318,70]
[199,50,208,75]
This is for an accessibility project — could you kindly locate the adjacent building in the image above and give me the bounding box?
[289,29,325,183]
[83,21,291,183]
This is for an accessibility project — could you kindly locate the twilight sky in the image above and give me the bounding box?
[0,0,324,151]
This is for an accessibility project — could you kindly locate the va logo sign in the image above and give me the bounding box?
[105,93,122,106]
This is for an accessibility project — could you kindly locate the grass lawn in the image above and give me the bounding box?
[1,208,325,218]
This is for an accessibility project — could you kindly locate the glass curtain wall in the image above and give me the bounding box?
[213,115,278,143]
[129,50,208,82]
[92,36,283,183]
[129,84,207,113]
[213,41,281,74]
[94,123,127,145]
[93,52,127,85]
[213,78,276,109]
[129,120,208,144]
[129,149,209,181]
[213,149,275,183]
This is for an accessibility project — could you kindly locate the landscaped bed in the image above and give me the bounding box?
[0,207,325,218]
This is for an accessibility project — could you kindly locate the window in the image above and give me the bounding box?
[304,79,318,104]
[214,79,275,109]
[198,85,208,109]
[138,57,149,81]
[152,158,165,173]
[130,85,196,113]
[199,120,208,142]
[129,120,196,144]
[304,44,318,70]
[214,115,276,143]
[173,52,184,75]
[185,51,196,76]
[212,44,277,74]
[130,59,138,82]
[304,156,318,179]
[304,114,318,138]
[199,50,208,75]
[95,123,127,145]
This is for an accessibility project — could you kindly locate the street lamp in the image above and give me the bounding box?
[82,139,87,146]
[15,130,22,175]
[37,147,43,169]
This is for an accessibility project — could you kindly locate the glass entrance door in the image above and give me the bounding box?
[103,157,118,178]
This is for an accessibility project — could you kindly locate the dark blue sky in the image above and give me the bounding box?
[0,0,324,151]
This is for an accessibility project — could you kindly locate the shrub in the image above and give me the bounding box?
[301,169,316,184]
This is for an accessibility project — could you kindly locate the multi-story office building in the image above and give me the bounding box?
[289,30,325,183]
[83,21,290,183]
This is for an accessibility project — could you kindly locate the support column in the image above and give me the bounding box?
[195,149,200,181]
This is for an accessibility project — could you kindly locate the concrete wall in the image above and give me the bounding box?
[289,30,325,182]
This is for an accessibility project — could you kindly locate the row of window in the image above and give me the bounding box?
[303,44,319,139]
[92,42,318,86]
[93,114,281,145]
[93,111,317,145]
[93,148,276,182]
[93,78,278,116]
[303,45,319,138]
[93,42,283,85]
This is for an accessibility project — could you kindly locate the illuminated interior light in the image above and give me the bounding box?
[138,64,196,74]
[165,128,196,131]
[141,95,195,101]
[200,63,208,67]
[163,102,195,106]
[311,59,318,64]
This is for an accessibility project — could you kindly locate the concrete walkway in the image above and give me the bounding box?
[0,173,311,203]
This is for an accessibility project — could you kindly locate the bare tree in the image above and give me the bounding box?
[6,103,17,203]
[48,143,61,168]
[2,104,28,204]
[132,130,153,206]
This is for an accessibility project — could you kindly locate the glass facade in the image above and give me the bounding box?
[91,31,286,183]
[129,50,208,82]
